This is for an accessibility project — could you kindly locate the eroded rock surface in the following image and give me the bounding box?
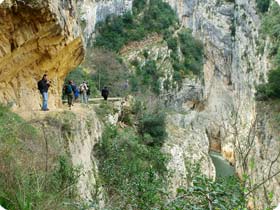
[120,34,215,196]
[0,0,84,110]
[165,0,280,207]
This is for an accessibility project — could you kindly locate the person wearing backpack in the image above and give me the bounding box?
[101,86,109,100]
[79,81,88,104]
[64,80,74,109]
[37,74,51,111]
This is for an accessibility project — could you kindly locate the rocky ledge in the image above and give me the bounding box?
[0,0,84,110]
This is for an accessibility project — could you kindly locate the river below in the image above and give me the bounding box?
[210,151,235,178]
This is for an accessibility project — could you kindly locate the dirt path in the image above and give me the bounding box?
[15,97,123,121]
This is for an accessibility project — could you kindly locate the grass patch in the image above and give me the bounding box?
[0,105,37,143]
[94,101,119,122]
[0,106,81,210]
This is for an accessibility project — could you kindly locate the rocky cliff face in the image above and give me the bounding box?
[0,0,134,110]
[165,0,280,208]
[120,33,216,196]
[30,107,104,207]
[2,0,279,207]
[0,0,84,110]
[66,109,103,206]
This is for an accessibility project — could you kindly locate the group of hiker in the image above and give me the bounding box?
[37,74,110,111]
[63,80,90,109]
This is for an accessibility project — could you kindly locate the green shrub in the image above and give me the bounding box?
[130,58,140,67]
[0,155,80,210]
[132,0,147,14]
[179,30,204,76]
[130,75,140,92]
[166,175,245,209]
[166,37,178,51]
[81,48,130,97]
[129,59,162,95]
[142,0,177,33]
[95,15,126,52]
[52,156,81,193]
[94,0,177,52]
[139,112,167,146]
[257,3,280,100]
[143,49,149,59]
[95,126,168,209]
[256,67,280,100]
[256,0,271,13]
[152,80,161,95]
[261,3,280,40]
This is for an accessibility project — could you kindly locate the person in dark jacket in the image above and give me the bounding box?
[86,82,91,100]
[101,86,109,100]
[64,80,74,109]
[37,74,51,111]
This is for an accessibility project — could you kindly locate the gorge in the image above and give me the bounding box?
[0,0,280,209]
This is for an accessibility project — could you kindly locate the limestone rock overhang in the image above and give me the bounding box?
[0,0,85,110]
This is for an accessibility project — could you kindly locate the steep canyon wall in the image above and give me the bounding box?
[1,0,279,207]
[166,0,280,207]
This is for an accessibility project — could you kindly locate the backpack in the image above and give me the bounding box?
[80,84,88,93]
[80,85,85,93]
[65,84,73,94]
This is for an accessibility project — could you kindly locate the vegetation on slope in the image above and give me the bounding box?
[66,0,203,96]
[66,0,244,208]
[256,1,280,100]
[95,101,168,209]
[94,99,246,209]
[93,0,203,90]
[0,106,81,210]
[173,29,204,78]
[94,0,177,52]
[256,0,271,13]
[166,169,245,209]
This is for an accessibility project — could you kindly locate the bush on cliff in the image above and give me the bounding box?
[130,59,162,95]
[256,0,271,13]
[94,99,169,209]
[95,126,168,209]
[132,0,146,14]
[94,0,177,52]
[256,67,280,100]
[166,171,245,209]
[138,112,167,146]
[179,30,204,76]
[257,2,280,100]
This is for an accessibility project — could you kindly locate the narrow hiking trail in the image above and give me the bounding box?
[16,97,123,121]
